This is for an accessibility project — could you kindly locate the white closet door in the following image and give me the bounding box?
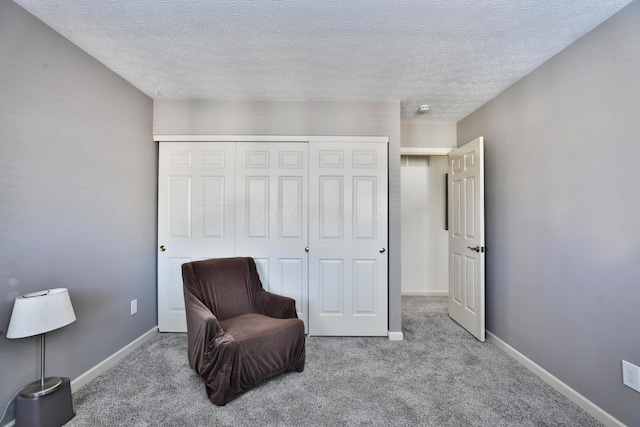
[235,143,309,330]
[308,142,388,336]
[157,142,236,332]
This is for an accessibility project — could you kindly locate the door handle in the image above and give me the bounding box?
[467,246,486,253]
[160,245,166,252]
[379,248,386,253]
[305,247,309,253]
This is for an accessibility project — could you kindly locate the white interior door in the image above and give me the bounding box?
[235,143,309,330]
[448,137,485,341]
[308,142,388,336]
[157,142,236,332]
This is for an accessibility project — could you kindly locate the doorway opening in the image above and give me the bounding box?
[400,153,449,297]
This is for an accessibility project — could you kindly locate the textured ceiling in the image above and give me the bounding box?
[12,0,633,122]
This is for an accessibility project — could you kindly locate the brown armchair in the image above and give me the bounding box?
[182,257,305,406]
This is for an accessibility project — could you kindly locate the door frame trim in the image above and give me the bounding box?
[156,136,393,337]
[400,147,453,156]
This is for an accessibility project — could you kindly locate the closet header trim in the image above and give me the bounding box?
[154,135,389,143]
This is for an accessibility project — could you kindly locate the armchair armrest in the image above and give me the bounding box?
[255,290,298,319]
[184,289,243,405]
[184,290,224,372]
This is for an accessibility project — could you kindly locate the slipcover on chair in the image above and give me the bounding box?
[182,257,305,406]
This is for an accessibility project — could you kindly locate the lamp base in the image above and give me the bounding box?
[20,376,63,398]
[16,377,74,427]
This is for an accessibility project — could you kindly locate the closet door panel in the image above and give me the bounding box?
[309,141,388,336]
[319,259,344,314]
[235,143,309,330]
[245,176,270,238]
[279,177,303,239]
[158,142,236,332]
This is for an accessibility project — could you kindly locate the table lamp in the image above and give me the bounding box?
[6,288,76,398]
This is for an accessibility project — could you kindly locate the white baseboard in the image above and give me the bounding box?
[487,331,623,427]
[71,327,158,393]
[401,291,448,297]
[388,331,404,341]
[1,327,158,427]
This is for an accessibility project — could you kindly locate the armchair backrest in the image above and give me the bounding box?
[182,257,264,321]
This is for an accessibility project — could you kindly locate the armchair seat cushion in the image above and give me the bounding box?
[219,313,305,388]
[220,313,304,352]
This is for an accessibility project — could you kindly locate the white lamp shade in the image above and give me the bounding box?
[6,288,76,339]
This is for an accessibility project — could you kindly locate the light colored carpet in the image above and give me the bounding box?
[66,297,601,426]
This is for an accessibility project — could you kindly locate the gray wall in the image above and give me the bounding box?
[154,99,402,333]
[0,0,156,420]
[400,122,456,149]
[457,1,640,424]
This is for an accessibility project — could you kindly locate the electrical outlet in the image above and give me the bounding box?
[622,360,640,392]
[131,299,138,316]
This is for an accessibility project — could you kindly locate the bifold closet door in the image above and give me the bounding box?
[308,142,388,336]
[235,143,309,330]
[157,142,236,332]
